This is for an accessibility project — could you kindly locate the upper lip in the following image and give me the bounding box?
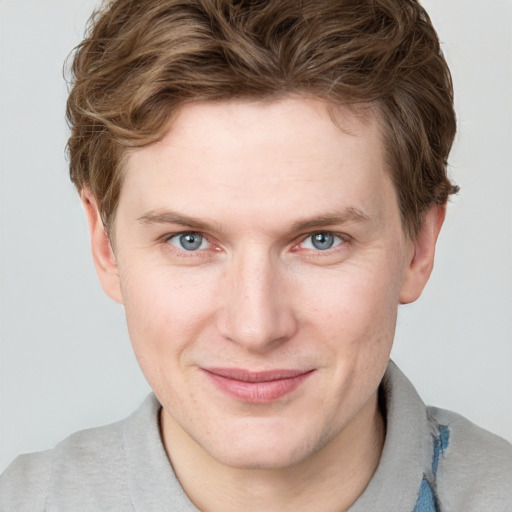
[203,368,313,382]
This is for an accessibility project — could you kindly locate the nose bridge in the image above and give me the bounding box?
[218,245,296,351]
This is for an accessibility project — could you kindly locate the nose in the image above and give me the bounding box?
[216,249,298,353]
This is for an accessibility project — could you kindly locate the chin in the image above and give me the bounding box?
[213,445,308,471]
[202,421,329,471]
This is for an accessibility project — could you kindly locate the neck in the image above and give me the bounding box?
[161,393,385,512]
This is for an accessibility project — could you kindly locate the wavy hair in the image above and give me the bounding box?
[66,0,457,237]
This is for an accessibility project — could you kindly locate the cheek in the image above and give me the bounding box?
[298,253,404,350]
[119,265,217,368]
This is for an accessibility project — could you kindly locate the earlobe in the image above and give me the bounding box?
[399,205,446,304]
[81,191,124,304]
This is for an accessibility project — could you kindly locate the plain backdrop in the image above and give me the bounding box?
[1,0,511,473]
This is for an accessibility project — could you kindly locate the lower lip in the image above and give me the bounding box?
[203,370,314,403]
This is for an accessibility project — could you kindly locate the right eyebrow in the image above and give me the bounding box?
[137,209,224,233]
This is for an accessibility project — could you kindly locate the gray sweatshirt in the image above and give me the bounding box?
[1,362,511,511]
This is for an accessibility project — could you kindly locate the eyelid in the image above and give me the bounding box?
[161,230,349,256]
[293,231,349,252]
[164,231,214,252]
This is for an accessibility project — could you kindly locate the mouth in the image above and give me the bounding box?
[202,367,315,403]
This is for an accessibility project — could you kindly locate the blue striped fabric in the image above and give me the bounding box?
[414,478,438,511]
[412,425,450,512]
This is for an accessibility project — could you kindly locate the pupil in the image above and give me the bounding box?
[312,232,334,250]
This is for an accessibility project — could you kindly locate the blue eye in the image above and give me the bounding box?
[301,232,343,251]
[168,232,210,251]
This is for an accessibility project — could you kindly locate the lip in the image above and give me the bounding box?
[202,368,315,403]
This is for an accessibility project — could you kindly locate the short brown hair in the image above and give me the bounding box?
[67,0,457,238]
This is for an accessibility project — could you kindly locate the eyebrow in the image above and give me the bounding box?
[137,207,371,233]
[137,210,223,233]
[290,207,371,232]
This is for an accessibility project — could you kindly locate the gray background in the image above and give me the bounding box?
[1,0,511,472]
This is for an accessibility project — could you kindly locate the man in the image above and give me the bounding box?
[1,0,511,510]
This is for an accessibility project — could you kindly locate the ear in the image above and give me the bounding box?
[399,204,446,304]
[81,191,124,304]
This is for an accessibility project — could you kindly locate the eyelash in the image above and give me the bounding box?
[163,232,217,257]
[161,231,349,256]
[295,232,346,253]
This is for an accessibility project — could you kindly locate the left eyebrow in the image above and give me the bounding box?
[290,207,371,232]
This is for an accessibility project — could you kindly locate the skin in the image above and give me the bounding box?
[84,96,444,511]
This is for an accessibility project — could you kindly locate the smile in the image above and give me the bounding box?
[202,368,315,403]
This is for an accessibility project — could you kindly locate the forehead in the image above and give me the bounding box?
[119,96,398,234]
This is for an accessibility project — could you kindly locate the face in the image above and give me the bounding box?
[86,97,441,470]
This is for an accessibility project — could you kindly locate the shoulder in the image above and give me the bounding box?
[0,418,126,511]
[427,406,512,511]
[0,450,52,512]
